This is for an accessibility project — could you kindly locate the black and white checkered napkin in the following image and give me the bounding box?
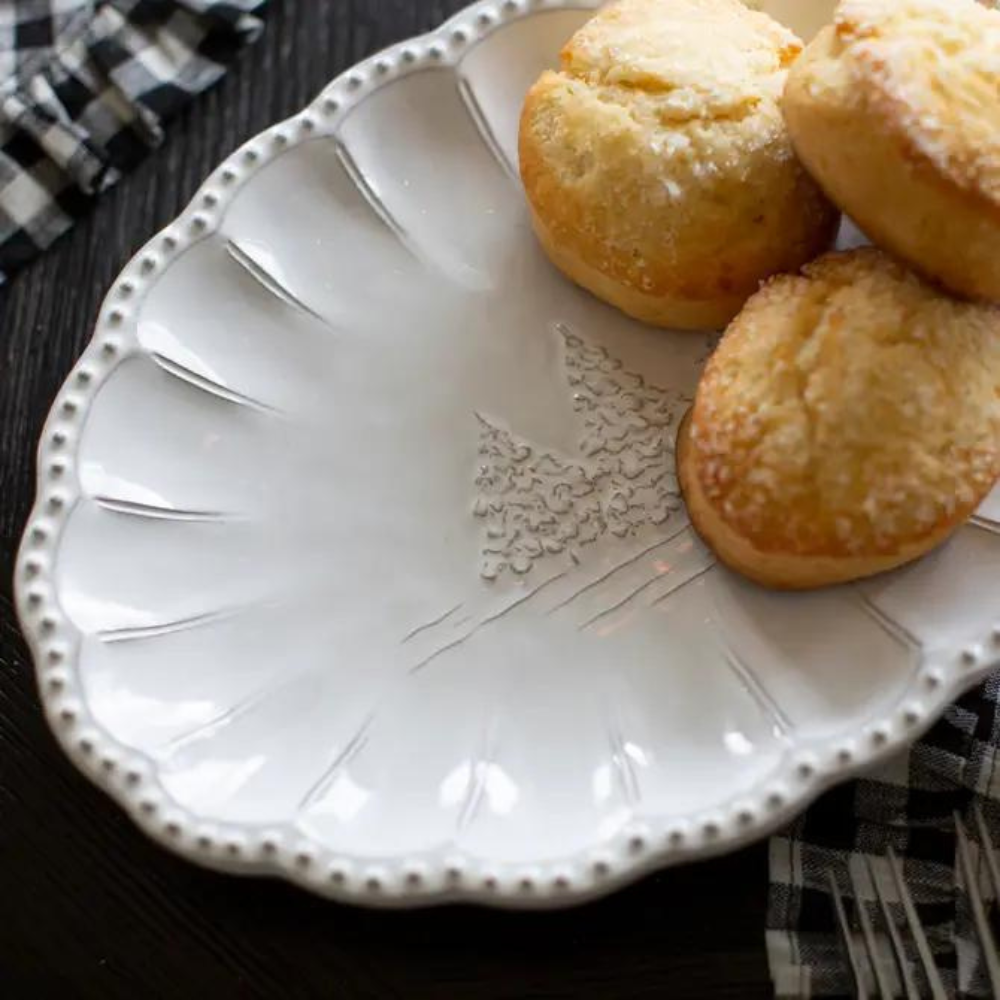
[768,673,1000,998]
[0,0,266,284]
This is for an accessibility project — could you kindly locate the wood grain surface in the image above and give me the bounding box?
[0,2,771,996]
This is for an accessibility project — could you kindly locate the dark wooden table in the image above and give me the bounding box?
[0,3,771,996]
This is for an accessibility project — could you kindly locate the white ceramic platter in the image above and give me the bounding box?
[16,0,1000,908]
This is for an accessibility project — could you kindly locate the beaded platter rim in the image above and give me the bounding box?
[14,0,1000,908]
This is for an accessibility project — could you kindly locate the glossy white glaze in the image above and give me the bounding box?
[15,0,1000,907]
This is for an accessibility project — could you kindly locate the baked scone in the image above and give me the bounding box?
[518,0,838,331]
[678,249,1000,590]
[783,0,1000,302]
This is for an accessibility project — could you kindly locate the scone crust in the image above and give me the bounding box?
[680,249,1000,589]
[519,0,838,330]
[784,0,1000,301]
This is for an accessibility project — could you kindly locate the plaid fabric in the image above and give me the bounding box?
[0,0,266,283]
[768,673,1000,998]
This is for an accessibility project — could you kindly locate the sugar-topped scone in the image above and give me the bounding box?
[784,0,1000,302]
[519,0,838,331]
[678,249,1000,590]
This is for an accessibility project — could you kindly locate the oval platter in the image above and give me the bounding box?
[15,0,1000,907]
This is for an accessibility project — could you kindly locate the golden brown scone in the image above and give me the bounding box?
[678,249,1000,590]
[783,0,1000,302]
[518,0,838,331]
